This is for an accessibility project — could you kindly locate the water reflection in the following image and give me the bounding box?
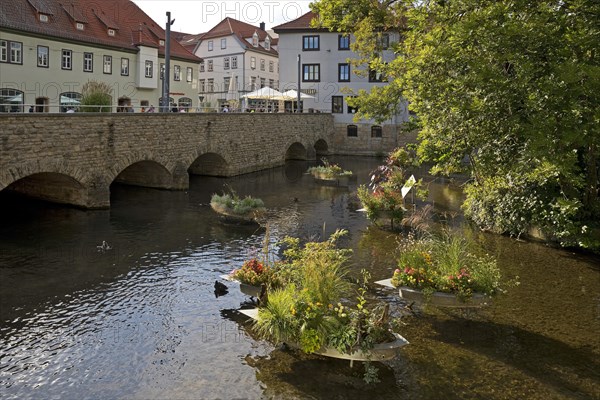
[0,156,598,399]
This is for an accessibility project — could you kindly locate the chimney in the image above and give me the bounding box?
[259,22,265,31]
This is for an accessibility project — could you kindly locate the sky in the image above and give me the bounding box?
[132,0,313,34]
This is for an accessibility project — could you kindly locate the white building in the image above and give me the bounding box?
[274,12,410,155]
[191,18,279,111]
[0,0,201,113]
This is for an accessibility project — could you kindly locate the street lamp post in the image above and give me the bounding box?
[297,54,301,113]
[161,12,175,112]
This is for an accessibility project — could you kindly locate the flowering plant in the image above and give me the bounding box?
[231,258,274,287]
[391,231,502,299]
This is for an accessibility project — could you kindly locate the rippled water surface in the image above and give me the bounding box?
[1,157,598,399]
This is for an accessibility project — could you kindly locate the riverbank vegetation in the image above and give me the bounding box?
[311,0,599,251]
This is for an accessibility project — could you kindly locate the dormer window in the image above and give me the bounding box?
[265,37,270,50]
[252,32,258,47]
[39,14,49,22]
[159,40,165,46]
[76,22,84,30]
[108,29,115,36]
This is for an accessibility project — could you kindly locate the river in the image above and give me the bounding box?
[1,156,598,399]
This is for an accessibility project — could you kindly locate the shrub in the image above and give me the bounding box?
[80,80,112,112]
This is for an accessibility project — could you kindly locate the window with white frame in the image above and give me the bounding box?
[260,59,265,71]
[221,38,226,49]
[252,32,258,47]
[0,40,7,62]
[207,78,214,92]
[208,40,213,51]
[103,55,112,74]
[269,60,274,72]
[265,36,270,50]
[260,78,265,88]
[121,58,129,76]
[250,57,256,69]
[224,57,230,69]
[174,65,181,81]
[231,56,237,69]
[199,60,205,72]
[145,60,153,78]
[224,77,230,92]
[199,79,205,92]
[186,67,193,82]
[62,49,72,70]
[83,52,93,72]
[9,41,23,64]
[251,76,256,90]
[37,46,49,67]
[207,60,213,72]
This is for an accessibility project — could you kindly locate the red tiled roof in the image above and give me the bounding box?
[0,0,200,62]
[199,17,278,56]
[172,31,205,53]
[273,11,323,32]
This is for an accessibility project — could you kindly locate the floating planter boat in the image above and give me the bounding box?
[210,192,265,224]
[238,308,409,364]
[375,278,490,308]
[307,161,353,187]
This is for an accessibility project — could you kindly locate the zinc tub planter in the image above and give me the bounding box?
[375,278,490,308]
[220,275,262,297]
[238,308,409,363]
[210,203,265,224]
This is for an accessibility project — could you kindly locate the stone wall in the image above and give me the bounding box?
[0,113,334,208]
[331,123,418,156]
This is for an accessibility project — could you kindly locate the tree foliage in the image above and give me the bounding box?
[311,0,600,249]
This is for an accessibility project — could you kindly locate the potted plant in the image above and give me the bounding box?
[239,230,409,380]
[223,258,276,297]
[307,159,353,186]
[210,189,266,224]
[376,230,504,307]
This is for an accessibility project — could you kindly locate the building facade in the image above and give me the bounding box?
[0,0,201,113]
[274,12,411,155]
[191,18,279,111]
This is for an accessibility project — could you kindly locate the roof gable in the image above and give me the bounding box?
[273,11,322,32]
[199,17,278,56]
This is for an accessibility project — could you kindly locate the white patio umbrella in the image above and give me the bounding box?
[280,89,315,100]
[241,87,285,100]
[226,75,237,101]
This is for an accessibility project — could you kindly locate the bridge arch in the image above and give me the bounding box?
[111,160,175,189]
[285,142,308,160]
[188,152,230,177]
[1,172,89,207]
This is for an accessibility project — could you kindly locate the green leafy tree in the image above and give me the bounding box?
[311,0,600,249]
[80,80,112,112]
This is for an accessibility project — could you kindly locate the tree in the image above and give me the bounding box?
[80,80,112,112]
[311,0,600,249]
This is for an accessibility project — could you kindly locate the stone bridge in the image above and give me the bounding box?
[0,113,334,208]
